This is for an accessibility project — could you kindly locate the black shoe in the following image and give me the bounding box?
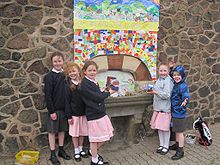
[58,150,71,160]
[49,155,61,165]
[91,160,109,165]
[88,151,103,161]
[97,154,104,161]
[171,148,184,160]
[156,146,163,153]
[80,151,88,158]
[160,147,169,155]
[74,153,81,162]
[169,142,178,150]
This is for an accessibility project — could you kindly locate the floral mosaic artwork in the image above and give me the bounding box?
[73,0,160,80]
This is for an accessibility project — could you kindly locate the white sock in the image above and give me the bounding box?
[79,146,83,152]
[158,130,164,147]
[163,130,171,149]
[91,155,99,163]
[74,147,79,154]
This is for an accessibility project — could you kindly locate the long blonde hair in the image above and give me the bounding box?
[64,62,82,91]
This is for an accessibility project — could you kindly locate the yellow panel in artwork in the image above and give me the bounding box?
[74,19,159,31]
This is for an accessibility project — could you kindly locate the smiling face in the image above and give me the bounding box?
[52,56,64,71]
[84,64,97,80]
[68,66,80,81]
[158,64,169,79]
[173,71,182,83]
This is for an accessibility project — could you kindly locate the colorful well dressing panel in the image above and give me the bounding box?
[73,0,160,80]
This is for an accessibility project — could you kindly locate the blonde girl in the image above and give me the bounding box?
[64,62,88,162]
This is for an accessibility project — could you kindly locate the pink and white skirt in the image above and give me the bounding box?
[150,111,171,131]
[88,115,114,142]
[69,116,88,137]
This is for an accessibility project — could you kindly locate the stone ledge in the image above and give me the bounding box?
[105,94,153,117]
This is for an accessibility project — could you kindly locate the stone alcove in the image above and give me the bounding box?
[90,54,153,149]
[91,54,152,81]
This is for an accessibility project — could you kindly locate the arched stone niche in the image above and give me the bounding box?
[91,54,152,81]
[91,54,153,96]
[90,54,153,147]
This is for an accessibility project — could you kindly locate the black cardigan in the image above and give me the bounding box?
[80,77,110,121]
[65,79,86,119]
[44,71,65,114]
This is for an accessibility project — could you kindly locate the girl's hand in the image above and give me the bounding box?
[147,89,157,94]
[181,98,188,106]
[104,86,110,92]
[168,60,175,68]
[68,119,73,125]
[50,113,57,121]
[109,88,117,94]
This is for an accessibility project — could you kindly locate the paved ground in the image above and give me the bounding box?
[1,123,219,165]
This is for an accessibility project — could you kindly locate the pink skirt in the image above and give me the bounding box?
[88,115,114,142]
[69,116,88,137]
[150,111,171,131]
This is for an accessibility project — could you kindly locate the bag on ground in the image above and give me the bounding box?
[193,117,212,146]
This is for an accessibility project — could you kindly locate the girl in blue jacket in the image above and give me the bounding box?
[170,65,190,160]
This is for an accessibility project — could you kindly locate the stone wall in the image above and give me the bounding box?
[0,0,220,154]
[0,0,73,153]
[156,0,220,129]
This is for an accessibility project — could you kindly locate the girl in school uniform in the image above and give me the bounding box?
[80,60,116,165]
[44,52,70,165]
[64,62,88,162]
[148,63,174,155]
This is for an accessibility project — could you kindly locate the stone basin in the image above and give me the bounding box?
[105,93,153,117]
[103,94,153,150]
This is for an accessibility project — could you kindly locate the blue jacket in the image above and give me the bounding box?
[171,65,190,119]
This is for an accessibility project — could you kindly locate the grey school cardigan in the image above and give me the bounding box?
[153,75,174,113]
